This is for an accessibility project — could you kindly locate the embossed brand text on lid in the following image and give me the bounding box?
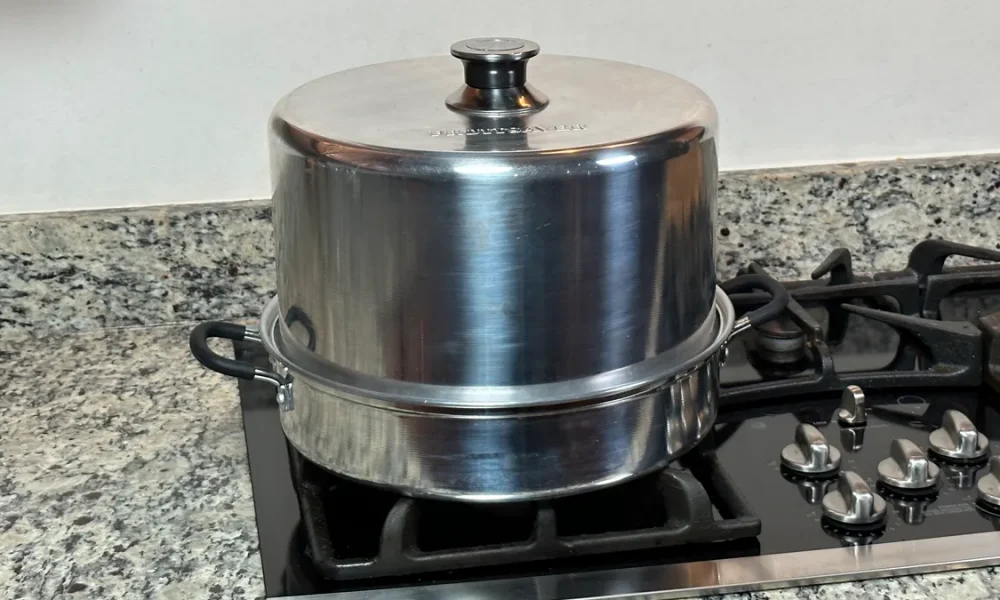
[430,124,587,137]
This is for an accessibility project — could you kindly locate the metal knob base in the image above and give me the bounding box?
[886,495,935,525]
[877,483,941,500]
[780,424,841,477]
[821,518,888,536]
[877,439,939,494]
[927,410,989,463]
[822,471,888,529]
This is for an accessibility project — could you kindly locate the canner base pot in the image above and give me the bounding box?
[192,273,784,501]
[265,288,735,502]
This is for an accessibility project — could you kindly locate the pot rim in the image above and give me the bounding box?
[259,286,735,410]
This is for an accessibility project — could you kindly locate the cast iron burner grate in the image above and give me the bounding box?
[290,444,758,581]
[720,240,1000,407]
[235,344,760,583]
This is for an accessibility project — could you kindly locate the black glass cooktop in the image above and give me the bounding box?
[233,241,1000,598]
[716,389,1000,553]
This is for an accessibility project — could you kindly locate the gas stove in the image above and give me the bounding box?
[235,239,1000,599]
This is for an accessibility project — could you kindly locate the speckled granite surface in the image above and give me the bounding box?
[2,155,998,335]
[0,325,261,599]
[0,208,274,334]
[2,155,1000,600]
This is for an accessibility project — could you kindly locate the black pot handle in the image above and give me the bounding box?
[189,321,292,410]
[720,273,790,335]
[190,321,260,380]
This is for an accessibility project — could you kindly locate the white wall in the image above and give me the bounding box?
[2,1,998,214]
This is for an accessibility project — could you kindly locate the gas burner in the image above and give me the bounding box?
[286,444,761,582]
[752,315,807,364]
[720,240,1000,407]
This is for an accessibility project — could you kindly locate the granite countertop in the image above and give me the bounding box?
[2,155,1000,599]
[1,325,261,599]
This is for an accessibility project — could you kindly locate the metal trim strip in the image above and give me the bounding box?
[280,532,1000,600]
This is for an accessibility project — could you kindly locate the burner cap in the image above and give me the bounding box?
[752,316,806,363]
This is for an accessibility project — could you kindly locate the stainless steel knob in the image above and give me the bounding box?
[928,410,989,462]
[781,424,841,476]
[450,38,540,88]
[877,439,939,492]
[840,426,865,453]
[447,38,549,114]
[977,456,1000,509]
[837,385,867,426]
[889,495,932,525]
[822,471,888,527]
[791,478,833,505]
[940,463,979,490]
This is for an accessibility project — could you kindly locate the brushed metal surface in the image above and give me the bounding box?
[837,384,867,425]
[279,358,717,502]
[261,291,734,502]
[928,410,989,461]
[261,289,731,410]
[977,456,1000,507]
[821,471,888,527]
[282,532,1000,600]
[268,50,719,387]
[780,423,841,476]
[271,54,716,154]
[877,438,939,491]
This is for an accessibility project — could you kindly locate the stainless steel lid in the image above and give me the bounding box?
[268,38,722,389]
[273,37,717,156]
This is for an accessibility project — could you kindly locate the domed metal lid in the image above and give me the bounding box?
[273,37,717,155]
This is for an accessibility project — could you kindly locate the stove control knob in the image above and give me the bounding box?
[928,410,989,462]
[837,385,867,426]
[877,438,940,493]
[781,424,841,476]
[822,471,887,527]
[977,456,1000,510]
[840,426,865,453]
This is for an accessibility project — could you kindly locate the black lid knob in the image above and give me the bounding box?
[450,38,540,89]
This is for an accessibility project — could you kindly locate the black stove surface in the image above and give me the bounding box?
[235,240,1000,598]
[716,389,1000,553]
